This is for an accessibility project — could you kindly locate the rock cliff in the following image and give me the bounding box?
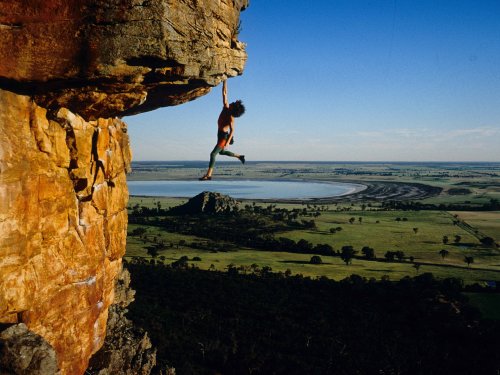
[0,1,247,374]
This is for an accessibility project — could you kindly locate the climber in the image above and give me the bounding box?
[199,79,246,180]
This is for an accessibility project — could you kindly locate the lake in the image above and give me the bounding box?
[127,180,365,199]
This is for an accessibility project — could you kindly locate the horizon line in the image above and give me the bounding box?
[131,160,500,164]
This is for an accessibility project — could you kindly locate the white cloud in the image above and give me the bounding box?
[446,127,500,138]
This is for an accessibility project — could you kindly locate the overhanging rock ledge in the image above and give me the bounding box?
[0,0,248,120]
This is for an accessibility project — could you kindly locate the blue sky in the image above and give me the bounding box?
[127,1,500,161]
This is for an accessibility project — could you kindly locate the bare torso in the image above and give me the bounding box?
[217,106,232,132]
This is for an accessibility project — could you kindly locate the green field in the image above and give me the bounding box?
[126,196,500,284]
[450,211,500,242]
[125,162,500,285]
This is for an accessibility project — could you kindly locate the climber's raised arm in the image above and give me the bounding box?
[222,80,229,108]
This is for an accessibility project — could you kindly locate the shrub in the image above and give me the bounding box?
[361,246,375,259]
[131,227,148,236]
[480,237,496,247]
[310,255,323,264]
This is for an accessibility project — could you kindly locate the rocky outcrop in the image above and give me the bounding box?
[87,268,157,375]
[170,191,239,214]
[0,0,248,119]
[0,1,247,374]
[0,323,60,375]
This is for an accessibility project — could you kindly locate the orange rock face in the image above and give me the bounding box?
[0,1,247,374]
[0,89,131,374]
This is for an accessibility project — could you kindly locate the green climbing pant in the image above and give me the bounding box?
[209,146,236,168]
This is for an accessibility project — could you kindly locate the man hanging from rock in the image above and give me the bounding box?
[199,80,246,180]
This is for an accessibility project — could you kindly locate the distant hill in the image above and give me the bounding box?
[169,191,239,214]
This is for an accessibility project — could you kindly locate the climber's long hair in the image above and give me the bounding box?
[230,100,245,117]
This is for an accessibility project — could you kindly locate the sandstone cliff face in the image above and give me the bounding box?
[0,1,247,374]
[0,89,131,374]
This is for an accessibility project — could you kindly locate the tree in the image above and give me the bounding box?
[439,249,449,259]
[395,251,405,261]
[442,236,449,245]
[464,256,474,268]
[349,217,355,224]
[454,235,461,244]
[303,219,316,229]
[314,243,334,256]
[329,228,337,234]
[310,255,323,264]
[171,256,189,269]
[358,217,363,224]
[261,265,273,274]
[413,263,421,274]
[480,237,496,247]
[413,227,419,234]
[227,263,239,276]
[146,246,159,258]
[361,246,375,259]
[340,246,357,265]
[384,251,396,262]
[297,239,313,253]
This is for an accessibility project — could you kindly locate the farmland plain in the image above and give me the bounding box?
[126,161,500,285]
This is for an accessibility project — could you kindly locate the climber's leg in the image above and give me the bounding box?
[209,146,223,169]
